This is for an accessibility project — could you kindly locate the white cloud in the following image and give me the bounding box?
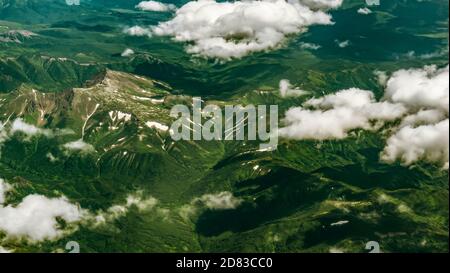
[123,26,153,37]
[299,42,321,50]
[136,1,177,12]
[395,50,448,60]
[374,70,388,86]
[125,193,158,211]
[305,87,375,109]
[400,109,446,128]
[380,65,449,168]
[357,7,372,15]
[194,191,243,210]
[279,88,407,140]
[418,49,448,60]
[381,120,449,169]
[89,191,158,226]
[151,0,342,59]
[121,48,135,57]
[179,204,198,221]
[0,195,82,241]
[46,152,59,163]
[335,39,350,48]
[62,139,95,154]
[0,119,75,158]
[279,79,309,97]
[280,64,449,168]
[300,0,343,9]
[0,180,160,242]
[0,180,84,242]
[384,65,449,114]
[9,118,53,138]
[180,191,243,219]
[5,119,73,141]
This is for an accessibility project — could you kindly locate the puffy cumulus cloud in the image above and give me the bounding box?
[384,65,449,114]
[151,0,342,59]
[46,152,59,163]
[136,1,177,12]
[357,7,372,15]
[3,118,74,142]
[280,64,449,168]
[180,191,243,219]
[381,120,449,169]
[194,191,243,210]
[0,118,96,160]
[400,109,446,128]
[121,48,135,57]
[279,79,309,97]
[281,108,360,140]
[374,70,388,86]
[0,180,84,242]
[62,139,95,155]
[279,88,407,140]
[0,180,160,242]
[10,118,53,138]
[335,39,350,48]
[299,0,343,9]
[380,65,449,168]
[305,87,375,109]
[0,119,74,159]
[395,49,449,61]
[0,118,81,160]
[299,42,321,50]
[0,195,83,241]
[88,191,158,226]
[123,26,153,37]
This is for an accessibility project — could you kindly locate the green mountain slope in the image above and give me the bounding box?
[0,66,447,253]
[0,55,104,92]
[0,0,447,253]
